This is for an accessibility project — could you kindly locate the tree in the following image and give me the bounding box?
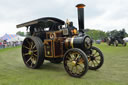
[85,29,107,40]
[107,28,127,38]
[16,31,25,36]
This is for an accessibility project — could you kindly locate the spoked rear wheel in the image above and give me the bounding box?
[106,38,111,46]
[64,48,88,78]
[22,36,44,69]
[88,46,104,70]
[114,40,118,46]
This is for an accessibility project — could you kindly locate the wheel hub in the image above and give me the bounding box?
[72,61,76,66]
[28,50,33,55]
[90,55,95,61]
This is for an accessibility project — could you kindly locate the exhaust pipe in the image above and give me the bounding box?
[76,4,85,33]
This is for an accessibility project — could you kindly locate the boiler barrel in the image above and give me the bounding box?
[64,35,92,49]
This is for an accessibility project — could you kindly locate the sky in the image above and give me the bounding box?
[0,0,128,36]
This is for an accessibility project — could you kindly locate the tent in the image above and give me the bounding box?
[123,37,128,42]
[0,34,16,41]
[0,34,25,42]
[7,35,25,42]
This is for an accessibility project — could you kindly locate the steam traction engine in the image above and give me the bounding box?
[107,37,126,46]
[106,30,127,46]
[17,4,104,78]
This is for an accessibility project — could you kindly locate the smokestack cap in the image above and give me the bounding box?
[76,4,85,8]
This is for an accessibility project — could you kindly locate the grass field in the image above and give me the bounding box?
[0,43,128,85]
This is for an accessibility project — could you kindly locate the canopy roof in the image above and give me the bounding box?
[0,34,25,42]
[16,17,65,28]
[0,34,16,40]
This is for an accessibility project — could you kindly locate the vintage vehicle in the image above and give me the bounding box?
[107,37,126,46]
[16,4,104,78]
[106,30,127,46]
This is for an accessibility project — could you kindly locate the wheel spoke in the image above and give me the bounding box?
[78,58,84,64]
[77,65,82,73]
[26,57,31,63]
[33,50,37,53]
[67,56,71,61]
[74,66,77,73]
[22,45,30,50]
[95,55,100,57]
[93,51,97,56]
[77,54,81,58]
[88,57,91,62]
[67,61,72,67]
[76,65,82,74]
[90,61,93,67]
[88,61,91,66]
[92,61,96,67]
[31,58,37,64]
[23,53,29,56]
[26,39,31,46]
[75,54,80,61]
[71,66,74,72]
[31,41,36,49]
[30,41,35,49]
[75,66,79,74]
[30,45,33,49]
[34,54,37,57]
[69,53,75,60]
[78,64,84,70]
[32,45,36,49]
[77,65,83,73]
[94,60,99,65]
[67,60,72,64]
[96,58,101,61]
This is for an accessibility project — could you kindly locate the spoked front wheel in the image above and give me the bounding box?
[88,46,104,70]
[22,36,44,69]
[122,41,127,46]
[64,48,88,78]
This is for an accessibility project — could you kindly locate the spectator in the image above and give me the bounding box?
[3,40,7,48]
[0,42,2,48]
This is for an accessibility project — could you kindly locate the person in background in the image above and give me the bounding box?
[0,42,2,48]
[3,40,7,48]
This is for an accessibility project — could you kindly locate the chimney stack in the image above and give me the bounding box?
[76,4,85,33]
